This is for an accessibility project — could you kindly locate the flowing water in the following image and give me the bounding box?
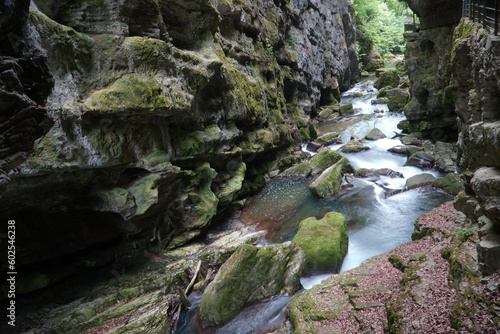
[177,76,453,333]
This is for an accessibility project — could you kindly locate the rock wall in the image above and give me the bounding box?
[402,0,500,275]
[0,0,359,294]
[0,0,53,197]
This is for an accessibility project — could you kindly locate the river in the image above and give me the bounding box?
[177,76,453,333]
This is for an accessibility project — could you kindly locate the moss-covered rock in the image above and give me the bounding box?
[309,148,344,174]
[280,161,313,177]
[317,105,340,121]
[374,69,400,90]
[292,212,348,273]
[386,88,410,112]
[432,173,464,196]
[199,242,305,325]
[340,139,370,153]
[316,132,342,145]
[84,74,170,115]
[308,157,353,197]
[339,103,354,115]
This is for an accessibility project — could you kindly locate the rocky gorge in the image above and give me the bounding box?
[0,0,499,333]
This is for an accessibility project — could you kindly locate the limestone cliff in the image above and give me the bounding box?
[0,0,53,197]
[0,0,358,296]
[401,0,500,274]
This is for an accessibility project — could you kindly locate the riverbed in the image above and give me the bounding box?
[177,76,453,333]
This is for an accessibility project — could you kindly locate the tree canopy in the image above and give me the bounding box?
[352,0,410,56]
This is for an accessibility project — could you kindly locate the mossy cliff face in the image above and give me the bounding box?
[403,26,458,138]
[0,0,358,300]
[400,1,500,275]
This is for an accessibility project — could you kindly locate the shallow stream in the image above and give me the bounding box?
[177,76,453,333]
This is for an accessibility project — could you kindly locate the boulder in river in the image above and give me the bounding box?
[292,212,348,274]
[405,173,436,189]
[308,157,353,197]
[365,128,387,140]
[405,152,435,169]
[340,139,370,153]
[339,103,354,115]
[309,148,344,174]
[432,173,464,196]
[386,88,410,112]
[388,144,420,156]
[199,242,305,325]
[374,69,400,89]
[316,132,342,146]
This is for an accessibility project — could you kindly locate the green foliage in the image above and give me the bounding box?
[352,0,408,56]
[456,228,474,242]
[286,34,301,49]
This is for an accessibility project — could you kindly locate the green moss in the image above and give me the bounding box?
[123,36,172,67]
[84,74,169,114]
[374,69,400,90]
[308,157,353,197]
[174,130,205,157]
[293,212,348,273]
[200,242,304,325]
[432,173,464,196]
[309,149,343,174]
[216,161,247,205]
[128,174,161,216]
[339,103,354,115]
[224,66,267,124]
[316,132,341,145]
[388,254,406,272]
[280,161,312,177]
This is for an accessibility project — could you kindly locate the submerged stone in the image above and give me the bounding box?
[292,212,348,273]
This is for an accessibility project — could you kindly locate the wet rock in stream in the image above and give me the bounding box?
[199,242,305,326]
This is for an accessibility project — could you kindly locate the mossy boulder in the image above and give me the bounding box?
[363,53,385,71]
[280,161,313,177]
[339,103,354,115]
[199,242,306,325]
[317,106,340,121]
[432,173,464,196]
[292,212,348,273]
[309,148,344,174]
[374,69,400,90]
[308,157,353,197]
[386,88,410,112]
[340,139,370,153]
[316,132,342,145]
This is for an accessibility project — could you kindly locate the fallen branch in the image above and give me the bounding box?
[170,260,202,334]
